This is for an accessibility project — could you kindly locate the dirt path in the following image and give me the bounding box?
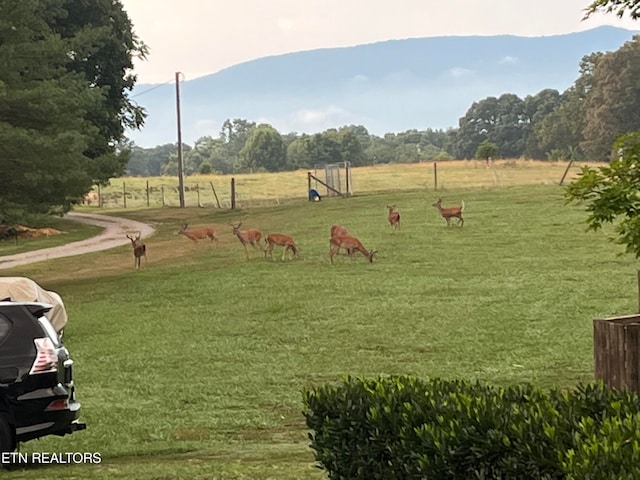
[0,212,155,270]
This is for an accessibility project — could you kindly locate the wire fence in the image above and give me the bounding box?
[83,160,588,210]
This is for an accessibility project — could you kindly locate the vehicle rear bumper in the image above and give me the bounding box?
[16,401,85,443]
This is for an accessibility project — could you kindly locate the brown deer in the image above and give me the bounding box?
[178,223,218,247]
[387,205,400,231]
[264,233,299,261]
[126,232,147,269]
[330,224,353,256]
[230,222,263,260]
[329,234,377,265]
[432,198,465,227]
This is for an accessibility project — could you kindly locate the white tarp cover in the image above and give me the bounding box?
[0,277,67,333]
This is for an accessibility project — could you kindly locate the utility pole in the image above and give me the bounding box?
[175,71,186,208]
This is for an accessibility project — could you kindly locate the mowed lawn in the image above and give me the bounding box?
[2,182,638,479]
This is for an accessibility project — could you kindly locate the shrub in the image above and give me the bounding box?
[302,376,640,480]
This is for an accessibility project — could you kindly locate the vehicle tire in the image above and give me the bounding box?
[0,414,14,454]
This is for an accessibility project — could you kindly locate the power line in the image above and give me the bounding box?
[130,78,174,99]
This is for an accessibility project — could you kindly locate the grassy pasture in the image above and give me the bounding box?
[89,159,589,209]
[1,167,637,479]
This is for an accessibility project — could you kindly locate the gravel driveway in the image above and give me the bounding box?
[0,212,155,270]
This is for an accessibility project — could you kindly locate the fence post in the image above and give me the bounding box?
[434,162,438,191]
[98,184,102,208]
[231,177,236,210]
[161,186,165,207]
[345,164,350,197]
[196,184,201,207]
[209,182,221,208]
[307,172,312,201]
[123,182,127,208]
[146,180,150,207]
[559,159,575,186]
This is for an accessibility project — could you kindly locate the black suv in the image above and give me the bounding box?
[0,301,85,452]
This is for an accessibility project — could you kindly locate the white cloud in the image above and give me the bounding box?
[499,55,519,64]
[446,67,475,79]
[257,105,365,134]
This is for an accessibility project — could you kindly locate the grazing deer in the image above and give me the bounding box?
[329,234,377,265]
[126,232,147,269]
[387,205,400,231]
[264,233,299,261]
[230,222,263,260]
[330,224,353,256]
[330,224,349,238]
[178,223,218,247]
[432,198,465,227]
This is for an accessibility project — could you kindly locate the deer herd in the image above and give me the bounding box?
[124,197,465,269]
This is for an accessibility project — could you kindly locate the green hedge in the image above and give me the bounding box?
[302,376,640,479]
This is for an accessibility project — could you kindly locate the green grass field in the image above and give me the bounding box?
[1,170,637,478]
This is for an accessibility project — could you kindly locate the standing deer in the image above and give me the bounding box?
[329,234,377,265]
[387,205,400,231]
[230,222,263,260]
[178,223,218,247]
[126,232,147,269]
[432,198,465,227]
[264,233,299,261]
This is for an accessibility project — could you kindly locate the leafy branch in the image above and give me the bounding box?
[565,133,640,258]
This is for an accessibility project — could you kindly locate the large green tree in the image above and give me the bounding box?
[533,54,600,160]
[453,94,527,159]
[48,0,147,182]
[240,125,287,172]
[581,37,640,159]
[0,0,145,221]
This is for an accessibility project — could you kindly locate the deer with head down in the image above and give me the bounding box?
[329,234,376,265]
[330,224,353,256]
[230,222,263,260]
[264,233,299,261]
[126,232,147,269]
[432,198,465,227]
[178,223,218,247]
[387,205,400,231]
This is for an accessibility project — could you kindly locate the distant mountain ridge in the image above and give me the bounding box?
[129,26,638,148]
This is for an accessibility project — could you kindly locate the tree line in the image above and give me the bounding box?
[127,33,640,176]
[1,0,639,222]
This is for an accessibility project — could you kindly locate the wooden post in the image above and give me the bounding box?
[175,72,185,208]
[231,177,236,210]
[594,315,640,392]
[196,184,201,207]
[123,182,127,208]
[559,159,575,186]
[307,172,312,201]
[146,180,150,207]
[161,186,165,207]
[98,184,102,208]
[637,269,640,313]
[345,164,350,197]
[209,181,221,208]
[434,162,438,191]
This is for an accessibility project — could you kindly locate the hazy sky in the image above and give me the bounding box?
[119,0,639,84]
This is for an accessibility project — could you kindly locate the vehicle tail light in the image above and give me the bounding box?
[45,398,69,411]
[29,337,58,375]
